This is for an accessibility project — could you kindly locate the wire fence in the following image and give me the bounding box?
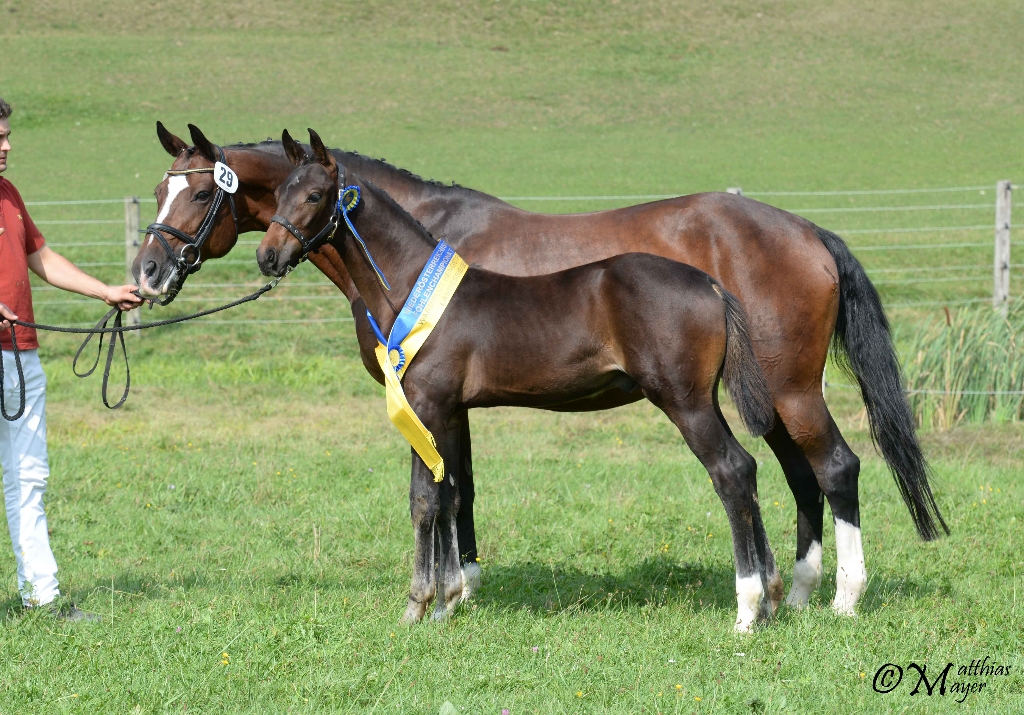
[23,181,1014,323]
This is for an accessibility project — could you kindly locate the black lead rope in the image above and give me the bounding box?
[0,281,278,421]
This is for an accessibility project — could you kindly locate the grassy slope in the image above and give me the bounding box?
[0,1,1023,712]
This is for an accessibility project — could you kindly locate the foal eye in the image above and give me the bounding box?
[307,192,322,203]
[194,190,211,202]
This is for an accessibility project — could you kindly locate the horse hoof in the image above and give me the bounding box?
[401,599,428,624]
[733,617,756,634]
[461,563,482,602]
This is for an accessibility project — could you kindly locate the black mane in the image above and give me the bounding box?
[223,140,462,190]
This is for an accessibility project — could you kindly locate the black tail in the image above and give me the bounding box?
[716,282,775,437]
[816,227,949,540]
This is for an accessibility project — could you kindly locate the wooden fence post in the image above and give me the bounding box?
[124,197,142,328]
[726,187,743,196]
[994,180,1012,312]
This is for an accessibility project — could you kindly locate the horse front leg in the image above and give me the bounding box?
[402,411,465,624]
[433,414,465,620]
[402,450,439,624]
[454,410,482,601]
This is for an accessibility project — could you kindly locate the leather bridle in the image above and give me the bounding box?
[269,171,344,257]
[144,146,240,305]
[269,167,392,293]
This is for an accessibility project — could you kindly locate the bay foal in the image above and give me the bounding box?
[258,130,780,631]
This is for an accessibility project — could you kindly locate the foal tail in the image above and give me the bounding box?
[714,282,775,438]
[815,226,948,540]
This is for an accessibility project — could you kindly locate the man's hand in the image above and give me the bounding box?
[0,301,17,333]
[104,285,144,311]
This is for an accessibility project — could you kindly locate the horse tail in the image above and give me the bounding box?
[815,226,949,540]
[715,281,775,437]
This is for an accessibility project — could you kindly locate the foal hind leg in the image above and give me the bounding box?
[776,393,866,615]
[665,403,774,632]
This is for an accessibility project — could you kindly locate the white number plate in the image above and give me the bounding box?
[214,161,239,193]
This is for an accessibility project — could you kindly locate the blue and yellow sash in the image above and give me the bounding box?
[366,241,468,482]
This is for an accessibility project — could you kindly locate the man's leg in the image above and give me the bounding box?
[0,349,59,607]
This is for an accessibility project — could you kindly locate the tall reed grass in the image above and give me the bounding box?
[900,299,1024,430]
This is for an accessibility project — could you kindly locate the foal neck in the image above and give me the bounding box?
[332,178,439,334]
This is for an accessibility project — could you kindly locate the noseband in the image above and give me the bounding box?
[144,146,240,305]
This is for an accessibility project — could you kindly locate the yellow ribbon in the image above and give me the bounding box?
[374,252,468,482]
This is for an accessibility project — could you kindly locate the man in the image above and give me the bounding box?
[0,97,141,618]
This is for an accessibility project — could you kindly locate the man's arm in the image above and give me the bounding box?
[27,246,142,310]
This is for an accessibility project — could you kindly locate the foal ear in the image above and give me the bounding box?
[281,129,307,166]
[187,123,219,162]
[156,121,187,157]
[307,128,334,169]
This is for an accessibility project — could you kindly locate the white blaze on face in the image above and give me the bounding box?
[734,574,764,633]
[156,174,189,223]
[785,540,823,608]
[138,174,190,296]
[832,519,867,615]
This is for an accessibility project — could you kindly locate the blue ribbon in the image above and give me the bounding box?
[365,240,459,369]
[339,185,391,292]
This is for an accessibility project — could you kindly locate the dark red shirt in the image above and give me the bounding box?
[0,177,46,350]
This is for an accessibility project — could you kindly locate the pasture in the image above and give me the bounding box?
[1,1,1023,711]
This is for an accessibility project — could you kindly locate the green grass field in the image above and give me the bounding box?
[1,1,1023,712]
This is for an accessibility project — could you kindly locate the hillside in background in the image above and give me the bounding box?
[1,0,1021,198]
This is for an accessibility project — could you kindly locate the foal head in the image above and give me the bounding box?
[256,128,340,277]
[135,123,241,302]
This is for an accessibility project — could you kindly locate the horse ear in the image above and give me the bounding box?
[187,124,218,162]
[156,121,187,157]
[307,128,333,168]
[281,129,307,166]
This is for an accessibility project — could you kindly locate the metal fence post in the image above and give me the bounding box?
[726,187,743,196]
[994,180,1012,312]
[124,197,142,329]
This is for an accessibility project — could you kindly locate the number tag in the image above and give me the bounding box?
[213,161,239,194]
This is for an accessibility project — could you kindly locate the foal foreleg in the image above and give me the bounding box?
[454,411,482,601]
[403,453,440,624]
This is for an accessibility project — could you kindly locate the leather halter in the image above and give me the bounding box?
[270,166,346,256]
[269,168,391,292]
[144,146,240,305]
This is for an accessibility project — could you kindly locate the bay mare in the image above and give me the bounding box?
[257,129,780,631]
[135,123,947,616]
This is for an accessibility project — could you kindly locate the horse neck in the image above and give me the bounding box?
[222,146,295,233]
[333,179,437,332]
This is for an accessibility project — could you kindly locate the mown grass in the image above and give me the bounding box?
[1,1,1023,712]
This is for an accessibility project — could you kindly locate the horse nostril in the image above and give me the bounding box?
[265,248,277,267]
[144,260,158,279]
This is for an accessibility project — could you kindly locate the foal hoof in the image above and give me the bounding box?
[461,563,482,602]
[401,598,429,624]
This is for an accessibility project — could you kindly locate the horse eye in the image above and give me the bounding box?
[307,192,322,203]
[194,190,211,202]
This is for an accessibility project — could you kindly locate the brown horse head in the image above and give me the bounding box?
[134,122,247,302]
[256,128,340,277]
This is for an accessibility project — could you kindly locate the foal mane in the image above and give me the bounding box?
[357,176,441,249]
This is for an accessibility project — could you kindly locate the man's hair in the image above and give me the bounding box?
[0,97,11,119]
